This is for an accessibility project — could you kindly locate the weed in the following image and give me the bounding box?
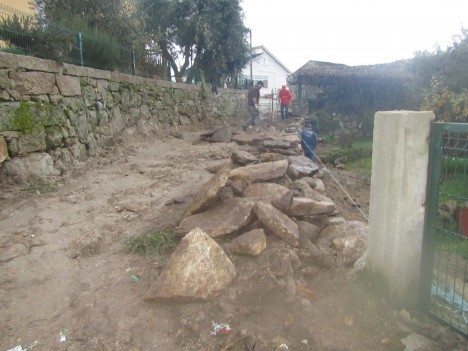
[22,181,56,194]
[124,227,177,256]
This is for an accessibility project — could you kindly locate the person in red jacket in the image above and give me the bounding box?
[278,85,292,120]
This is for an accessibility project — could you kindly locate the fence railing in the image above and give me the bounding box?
[0,4,253,88]
[421,122,468,336]
[0,4,166,79]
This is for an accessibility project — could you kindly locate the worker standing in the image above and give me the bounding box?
[278,85,292,120]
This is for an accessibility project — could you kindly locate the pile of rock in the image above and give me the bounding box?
[145,129,368,302]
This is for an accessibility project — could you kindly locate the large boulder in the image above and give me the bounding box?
[231,133,265,146]
[231,150,259,165]
[288,155,319,177]
[1,152,59,181]
[262,140,291,150]
[259,247,301,278]
[211,126,233,142]
[231,229,267,256]
[316,220,368,247]
[253,201,300,247]
[271,190,294,212]
[332,235,367,267]
[241,182,290,201]
[287,197,335,217]
[177,197,255,237]
[298,220,320,243]
[145,228,236,302]
[259,152,285,163]
[229,160,288,183]
[184,168,230,216]
[200,126,232,142]
[303,215,330,229]
[313,221,368,268]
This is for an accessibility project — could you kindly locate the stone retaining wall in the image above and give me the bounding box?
[0,52,247,182]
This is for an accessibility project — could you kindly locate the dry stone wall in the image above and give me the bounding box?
[0,52,247,182]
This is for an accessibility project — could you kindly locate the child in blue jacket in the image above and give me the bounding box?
[300,122,317,161]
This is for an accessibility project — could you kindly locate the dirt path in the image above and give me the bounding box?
[0,121,464,351]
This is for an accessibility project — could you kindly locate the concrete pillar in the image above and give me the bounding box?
[368,111,435,307]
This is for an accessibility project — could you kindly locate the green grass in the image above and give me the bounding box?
[124,227,178,256]
[436,157,468,259]
[436,231,468,260]
[439,158,467,205]
[440,178,466,196]
[439,177,467,205]
[346,157,372,176]
[22,181,56,194]
[321,138,373,175]
[344,139,372,175]
[441,157,468,175]
[351,139,373,149]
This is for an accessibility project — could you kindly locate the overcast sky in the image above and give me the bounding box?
[241,0,468,72]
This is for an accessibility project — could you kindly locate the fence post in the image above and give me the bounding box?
[75,32,83,66]
[419,122,443,309]
[131,50,136,76]
[367,111,435,307]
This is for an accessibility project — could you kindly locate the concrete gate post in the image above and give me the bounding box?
[368,111,435,307]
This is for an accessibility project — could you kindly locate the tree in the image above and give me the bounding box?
[440,29,468,92]
[138,0,249,84]
[138,0,195,80]
[33,0,137,46]
[30,0,163,74]
[192,0,250,88]
[412,28,468,121]
[421,79,468,122]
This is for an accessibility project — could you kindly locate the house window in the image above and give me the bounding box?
[263,58,268,66]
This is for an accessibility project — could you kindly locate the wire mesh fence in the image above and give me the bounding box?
[422,123,468,336]
[0,3,165,78]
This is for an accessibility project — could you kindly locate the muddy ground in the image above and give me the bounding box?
[0,117,465,351]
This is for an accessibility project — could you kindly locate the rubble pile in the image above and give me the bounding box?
[145,127,368,302]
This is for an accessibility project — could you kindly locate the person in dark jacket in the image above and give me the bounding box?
[300,122,318,161]
[243,81,263,130]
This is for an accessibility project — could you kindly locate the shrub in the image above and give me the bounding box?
[0,14,52,58]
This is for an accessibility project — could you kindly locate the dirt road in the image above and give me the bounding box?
[0,121,464,351]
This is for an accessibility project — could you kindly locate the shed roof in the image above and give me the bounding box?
[287,59,411,84]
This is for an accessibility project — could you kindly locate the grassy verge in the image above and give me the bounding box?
[346,157,372,176]
[320,138,373,176]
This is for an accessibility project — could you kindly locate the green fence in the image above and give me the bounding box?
[0,4,165,78]
[421,122,468,336]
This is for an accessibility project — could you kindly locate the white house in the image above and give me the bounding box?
[239,45,291,97]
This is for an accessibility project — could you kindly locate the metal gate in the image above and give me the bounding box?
[421,122,468,336]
